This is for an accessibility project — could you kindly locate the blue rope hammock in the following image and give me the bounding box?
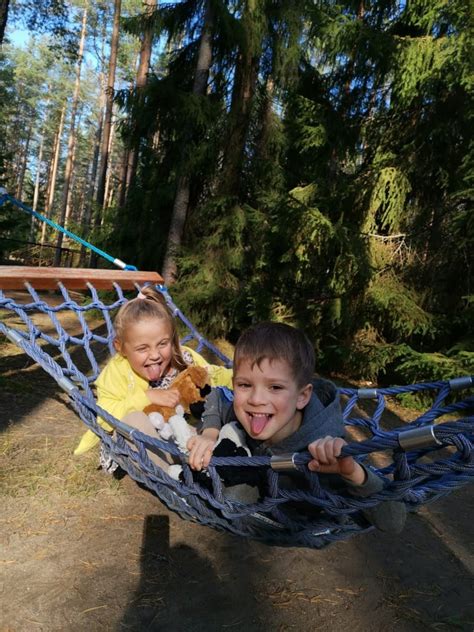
[1,193,473,548]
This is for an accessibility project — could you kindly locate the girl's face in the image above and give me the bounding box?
[114,317,174,382]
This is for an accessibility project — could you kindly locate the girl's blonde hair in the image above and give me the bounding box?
[114,286,187,371]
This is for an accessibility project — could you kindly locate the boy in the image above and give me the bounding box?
[187,321,406,532]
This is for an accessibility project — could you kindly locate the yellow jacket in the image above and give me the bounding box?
[74,346,233,455]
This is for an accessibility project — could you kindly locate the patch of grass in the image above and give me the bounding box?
[0,432,123,499]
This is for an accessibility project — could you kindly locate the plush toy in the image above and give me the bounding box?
[144,365,210,421]
[168,421,261,505]
[143,365,210,465]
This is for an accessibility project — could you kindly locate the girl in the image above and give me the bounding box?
[74,286,232,470]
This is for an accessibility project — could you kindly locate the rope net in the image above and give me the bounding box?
[1,277,473,549]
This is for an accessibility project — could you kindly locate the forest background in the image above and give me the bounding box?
[0,0,472,390]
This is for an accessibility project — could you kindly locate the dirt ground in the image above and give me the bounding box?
[1,305,473,631]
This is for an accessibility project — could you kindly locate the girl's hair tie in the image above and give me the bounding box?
[136,291,147,300]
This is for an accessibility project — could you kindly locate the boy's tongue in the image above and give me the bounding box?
[146,363,163,381]
[250,414,270,435]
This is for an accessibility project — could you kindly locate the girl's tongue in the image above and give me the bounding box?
[145,362,163,382]
[250,414,270,435]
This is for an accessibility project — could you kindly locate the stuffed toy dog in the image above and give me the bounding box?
[144,365,211,462]
[143,365,210,421]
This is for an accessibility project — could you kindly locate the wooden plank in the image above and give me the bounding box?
[0,266,164,290]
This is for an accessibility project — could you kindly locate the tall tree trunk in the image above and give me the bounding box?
[54,3,88,267]
[15,126,32,199]
[41,103,66,246]
[256,76,274,161]
[161,0,213,285]
[79,116,102,265]
[122,0,156,204]
[103,120,115,207]
[91,0,121,267]
[0,0,10,45]
[64,110,82,232]
[30,133,45,240]
[117,146,129,207]
[218,6,261,198]
[95,0,121,209]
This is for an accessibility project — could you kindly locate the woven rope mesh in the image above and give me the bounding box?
[1,281,473,548]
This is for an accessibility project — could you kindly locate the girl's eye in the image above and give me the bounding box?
[270,385,284,391]
[159,340,170,348]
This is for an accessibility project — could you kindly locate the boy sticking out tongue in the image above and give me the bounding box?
[187,321,407,534]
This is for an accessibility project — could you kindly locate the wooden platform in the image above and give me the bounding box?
[0,266,163,290]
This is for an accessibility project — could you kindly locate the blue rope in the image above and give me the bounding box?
[0,191,137,271]
[156,283,233,367]
[2,191,473,548]
[1,191,233,366]
[1,285,473,548]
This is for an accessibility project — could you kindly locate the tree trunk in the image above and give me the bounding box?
[256,76,274,161]
[54,3,88,267]
[0,0,10,45]
[161,0,213,285]
[30,133,45,241]
[218,7,261,198]
[64,110,82,232]
[79,115,102,265]
[41,103,66,246]
[15,125,32,199]
[117,146,129,207]
[103,120,116,207]
[95,0,121,209]
[90,0,121,267]
[122,0,157,204]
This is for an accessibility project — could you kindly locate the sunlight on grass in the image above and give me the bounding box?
[0,431,123,499]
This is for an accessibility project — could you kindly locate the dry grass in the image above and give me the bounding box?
[0,427,123,499]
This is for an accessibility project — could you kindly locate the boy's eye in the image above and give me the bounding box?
[270,385,284,391]
[235,382,250,389]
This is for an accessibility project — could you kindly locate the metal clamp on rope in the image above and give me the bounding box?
[5,328,24,346]
[449,376,473,390]
[113,258,127,270]
[398,425,442,451]
[357,388,378,399]
[270,453,298,471]
[57,376,79,396]
[112,418,135,441]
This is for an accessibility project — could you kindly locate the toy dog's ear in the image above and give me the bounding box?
[189,401,205,419]
[199,383,211,398]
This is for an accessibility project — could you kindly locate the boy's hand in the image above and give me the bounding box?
[146,388,181,409]
[307,436,366,486]
[187,431,218,471]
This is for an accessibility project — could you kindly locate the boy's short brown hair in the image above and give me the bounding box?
[234,322,315,387]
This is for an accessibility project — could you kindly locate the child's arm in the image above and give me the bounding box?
[307,436,366,485]
[145,387,180,409]
[308,436,407,534]
[187,428,220,470]
[186,387,227,470]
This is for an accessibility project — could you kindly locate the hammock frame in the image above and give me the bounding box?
[1,265,473,549]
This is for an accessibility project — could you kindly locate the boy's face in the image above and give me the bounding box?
[232,358,312,445]
[114,317,173,382]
